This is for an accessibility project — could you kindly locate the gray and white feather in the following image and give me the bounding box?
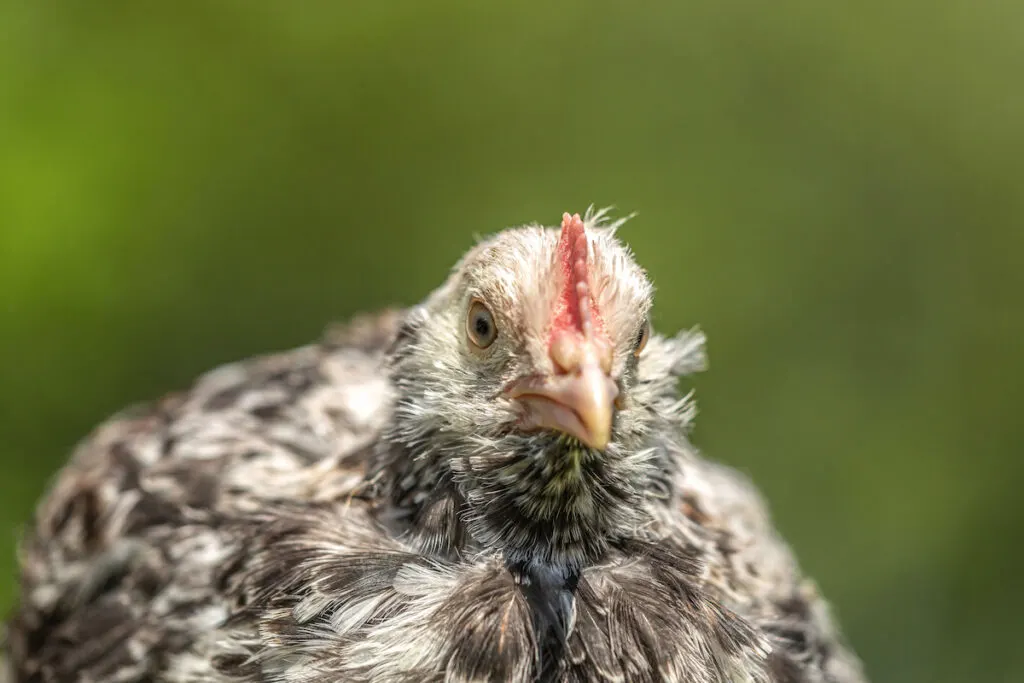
[3,209,867,683]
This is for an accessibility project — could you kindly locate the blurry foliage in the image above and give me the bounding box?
[1,2,1022,681]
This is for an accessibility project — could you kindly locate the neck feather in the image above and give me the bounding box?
[370,420,677,567]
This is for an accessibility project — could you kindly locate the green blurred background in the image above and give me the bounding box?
[1,2,1022,681]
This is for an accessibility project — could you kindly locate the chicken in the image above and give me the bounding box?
[3,209,867,683]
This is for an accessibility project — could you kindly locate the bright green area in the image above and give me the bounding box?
[1,3,1022,681]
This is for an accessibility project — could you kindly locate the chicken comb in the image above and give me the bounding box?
[551,212,604,343]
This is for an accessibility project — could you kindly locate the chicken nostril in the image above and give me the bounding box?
[550,330,615,377]
[592,337,613,374]
[549,331,582,374]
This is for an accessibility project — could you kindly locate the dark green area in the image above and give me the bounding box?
[1,2,1021,681]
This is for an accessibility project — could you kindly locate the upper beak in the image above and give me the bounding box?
[504,340,619,450]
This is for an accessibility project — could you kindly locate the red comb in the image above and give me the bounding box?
[550,212,604,345]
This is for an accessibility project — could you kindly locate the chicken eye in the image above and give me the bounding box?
[634,319,651,357]
[467,300,498,348]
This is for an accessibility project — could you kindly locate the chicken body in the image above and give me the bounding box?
[4,211,866,683]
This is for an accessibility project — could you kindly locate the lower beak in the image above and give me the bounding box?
[505,360,619,451]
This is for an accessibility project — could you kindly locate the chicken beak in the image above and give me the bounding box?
[505,341,619,451]
[561,360,617,450]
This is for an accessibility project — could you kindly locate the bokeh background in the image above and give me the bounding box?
[2,2,1022,681]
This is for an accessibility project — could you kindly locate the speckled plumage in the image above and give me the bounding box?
[4,210,866,683]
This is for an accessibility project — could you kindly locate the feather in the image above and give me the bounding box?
[4,213,866,683]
